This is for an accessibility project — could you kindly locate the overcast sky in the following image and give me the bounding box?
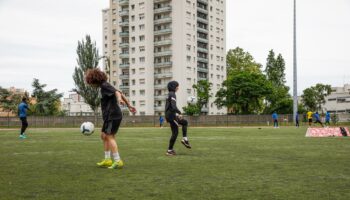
[0,0,349,97]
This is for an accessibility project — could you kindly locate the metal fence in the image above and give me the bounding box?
[1,114,350,128]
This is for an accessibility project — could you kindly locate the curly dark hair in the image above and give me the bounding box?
[85,68,107,86]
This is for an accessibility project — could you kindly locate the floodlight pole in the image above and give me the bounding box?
[293,0,298,123]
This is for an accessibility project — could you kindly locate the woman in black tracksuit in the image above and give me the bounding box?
[165,81,191,156]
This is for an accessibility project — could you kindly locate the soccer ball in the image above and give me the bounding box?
[80,122,94,136]
[187,96,198,105]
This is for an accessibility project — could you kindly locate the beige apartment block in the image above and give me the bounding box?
[323,84,350,113]
[102,0,226,116]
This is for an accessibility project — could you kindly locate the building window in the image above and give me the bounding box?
[139,46,145,52]
[139,13,145,20]
[139,35,145,41]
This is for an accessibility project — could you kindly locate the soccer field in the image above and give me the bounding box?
[1,127,350,200]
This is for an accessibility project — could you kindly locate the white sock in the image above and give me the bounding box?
[113,152,121,162]
[105,151,111,159]
[183,137,188,141]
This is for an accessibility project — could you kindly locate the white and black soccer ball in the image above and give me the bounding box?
[80,122,95,136]
[187,96,198,105]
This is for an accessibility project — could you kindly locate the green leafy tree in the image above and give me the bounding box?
[215,71,272,114]
[301,84,332,112]
[72,35,101,121]
[31,79,63,116]
[183,80,212,115]
[226,47,262,75]
[183,104,201,116]
[264,50,291,114]
[193,80,212,111]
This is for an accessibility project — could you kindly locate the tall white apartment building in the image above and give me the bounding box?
[102,0,226,116]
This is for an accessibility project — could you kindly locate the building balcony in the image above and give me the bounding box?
[119,0,129,6]
[197,27,208,34]
[197,37,209,43]
[154,72,173,79]
[197,7,208,14]
[154,95,167,100]
[154,50,172,57]
[197,57,209,63]
[119,85,130,90]
[154,84,167,89]
[197,0,208,5]
[119,74,130,79]
[154,0,171,3]
[154,28,172,35]
[119,53,129,58]
[119,10,129,16]
[197,17,208,24]
[119,42,129,48]
[119,63,130,69]
[154,17,172,25]
[198,77,208,81]
[198,47,208,53]
[119,21,129,26]
[154,39,172,46]
[154,106,165,112]
[154,62,172,68]
[154,6,172,14]
[119,32,129,37]
[197,67,209,73]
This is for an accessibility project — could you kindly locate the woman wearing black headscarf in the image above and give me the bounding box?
[165,81,191,156]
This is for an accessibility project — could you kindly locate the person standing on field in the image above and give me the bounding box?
[307,111,313,127]
[18,97,31,139]
[85,68,136,170]
[272,111,279,128]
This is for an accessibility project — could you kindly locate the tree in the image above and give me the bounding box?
[183,80,212,116]
[265,50,287,87]
[0,87,22,116]
[72,35,101,121]
[193,80,212,110]
[31,79,63,116]
[183,104,201,116]
[263,50,291,114]
[301,84,332,112]
[226,47,262,75]
[215,71,272,114]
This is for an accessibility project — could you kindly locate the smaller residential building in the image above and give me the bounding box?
[323,84,350,113]
[62,93,95,116]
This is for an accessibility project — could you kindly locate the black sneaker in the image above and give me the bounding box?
[181,139,192,149]
[166,150,176,156]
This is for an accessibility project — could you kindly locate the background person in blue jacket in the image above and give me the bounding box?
[314,112,324,127]
[295,112,300,128]
[325,111,331,127]
[159,115,164,128]
[18,97,31,139]
[272,111,279,128]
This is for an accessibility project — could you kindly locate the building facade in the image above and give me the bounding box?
[62,93,95,116]
[102,0,226,116]
[323,84,350,113]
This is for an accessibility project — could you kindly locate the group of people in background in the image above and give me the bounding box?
[272,111,333,128]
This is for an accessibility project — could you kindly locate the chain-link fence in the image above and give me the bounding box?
[1,114,349,128]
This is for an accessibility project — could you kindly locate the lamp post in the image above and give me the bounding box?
[293,0,298,124]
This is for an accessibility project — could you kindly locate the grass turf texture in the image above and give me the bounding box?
[0,127,350,200]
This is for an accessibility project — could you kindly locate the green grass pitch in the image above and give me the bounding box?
[0,127,350,200]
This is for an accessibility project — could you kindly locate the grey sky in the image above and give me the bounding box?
[0,0,349,97]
